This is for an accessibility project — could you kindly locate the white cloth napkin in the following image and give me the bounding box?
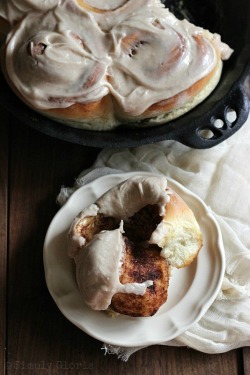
[58,101,250,361]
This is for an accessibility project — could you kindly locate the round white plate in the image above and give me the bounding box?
[43,172,225,347]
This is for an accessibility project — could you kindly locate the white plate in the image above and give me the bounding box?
[43,172,225,347]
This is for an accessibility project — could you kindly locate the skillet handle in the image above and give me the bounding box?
[174,70,250,149]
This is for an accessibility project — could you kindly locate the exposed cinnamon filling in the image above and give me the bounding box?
[26,42,47,57]
[78,214,118,243]
[124,204,161,242]
[111,238,168,317]
[78,203,162,245]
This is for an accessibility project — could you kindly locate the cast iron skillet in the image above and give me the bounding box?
[1,0,250,148]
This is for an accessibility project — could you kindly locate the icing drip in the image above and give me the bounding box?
[75,223,153,310]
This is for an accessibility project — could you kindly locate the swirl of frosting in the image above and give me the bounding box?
[108,8,218,116]
[5,4,111,109]
[0,0,59,25]
[74,0,164,31]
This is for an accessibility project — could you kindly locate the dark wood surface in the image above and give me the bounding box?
[0,105,249,375]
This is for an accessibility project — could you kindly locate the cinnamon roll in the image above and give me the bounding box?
[0,0,233,131]
[68,176,203,317]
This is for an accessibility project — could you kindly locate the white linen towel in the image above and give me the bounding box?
[58,109,250,361]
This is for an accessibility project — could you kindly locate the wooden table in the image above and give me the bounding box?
[1,105,249,375]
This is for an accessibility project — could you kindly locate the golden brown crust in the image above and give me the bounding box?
[75,214,118,243]
[46,95,115,122]
[76,0,111,13]
[111,239,169,317]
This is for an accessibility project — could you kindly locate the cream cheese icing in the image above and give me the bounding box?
[75,223,153,311]
[5,4,111,109]
[108,9,220,116]
[96,175,171,219]
[0,0,59,25]
[75,0,164,31]
[2,0,233,121]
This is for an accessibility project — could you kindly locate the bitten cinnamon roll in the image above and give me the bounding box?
[67,175,203,317]
[0,0,233,131]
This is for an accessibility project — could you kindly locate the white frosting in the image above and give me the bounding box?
[75,223,153,310]
[5,4,111,109]
[76,0,164,30]
[0,0,59,24]
[109,12,231,116]
[212,33,234,60]
[67,203,99,258]
[2,0,233,117]
[96,175,170,218]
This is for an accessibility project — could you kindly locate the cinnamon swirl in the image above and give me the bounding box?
[68,175,203,317]
[0,0,233,130]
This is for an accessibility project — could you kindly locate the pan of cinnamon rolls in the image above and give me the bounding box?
[0,0,249,148]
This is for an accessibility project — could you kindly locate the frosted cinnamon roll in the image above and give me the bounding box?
[67,175,203,317]
[0,0,233,131]
[3,2,116,129]
[109,8,232,124]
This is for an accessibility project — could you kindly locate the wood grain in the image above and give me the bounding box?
[0,109,248,375]
[243,347,250,375]
[0,107,8,375]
